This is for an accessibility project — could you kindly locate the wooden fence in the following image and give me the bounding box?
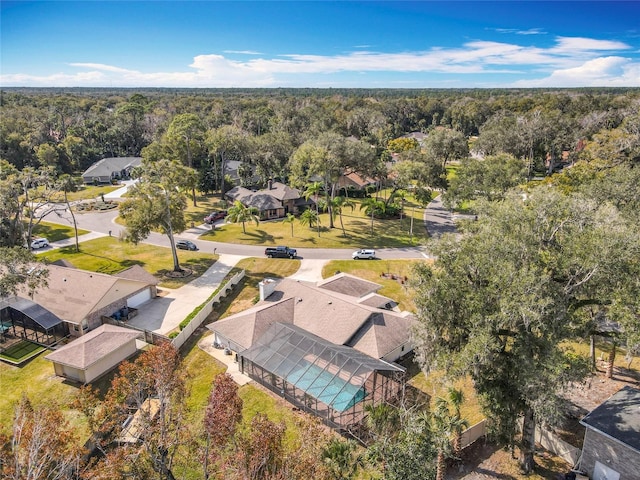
[171,270,245,349]
[537,425,581,466]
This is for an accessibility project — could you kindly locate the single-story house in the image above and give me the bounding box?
[81,157,141,184]
[579,385,640,480]
[45,324,142,383]
[226,181,308,220]
[208,273,413,429]
[19,264,158,337]
[337,172,377,192]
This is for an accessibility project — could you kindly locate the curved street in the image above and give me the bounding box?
[35,197,454,334]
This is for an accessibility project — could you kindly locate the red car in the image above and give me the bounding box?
[204,210,227,224]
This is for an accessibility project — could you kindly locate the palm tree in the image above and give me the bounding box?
[331,196,355,237]
[447,387,467,458]
[299,209,320,236]
[321,438,362,480]
[282,213,295,237]
[226,200,259,234]
[359,197,386,236]
[303,181,323,213]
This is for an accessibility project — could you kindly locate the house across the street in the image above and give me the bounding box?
[81,157,141,184]
[226,180,309,220]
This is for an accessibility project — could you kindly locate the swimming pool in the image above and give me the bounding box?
[286,362,367,412]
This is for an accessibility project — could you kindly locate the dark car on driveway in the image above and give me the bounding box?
[204,210,227,224]
[176,240,198,251]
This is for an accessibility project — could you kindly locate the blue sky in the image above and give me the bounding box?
[1,1,639,88]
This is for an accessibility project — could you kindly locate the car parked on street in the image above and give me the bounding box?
[30,238,50,249]
[265,246,297,259]
[176,240,198,251]
[204,210,227,224]
[352,248,376,260]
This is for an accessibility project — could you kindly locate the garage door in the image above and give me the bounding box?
[127,289,151,308]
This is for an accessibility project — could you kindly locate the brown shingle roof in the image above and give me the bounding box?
[45,324,141,369]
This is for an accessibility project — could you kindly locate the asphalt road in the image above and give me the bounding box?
[42,203,445,260]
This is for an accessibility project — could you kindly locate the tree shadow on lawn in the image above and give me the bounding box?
[242,229,277,244]
[32,224,76,242]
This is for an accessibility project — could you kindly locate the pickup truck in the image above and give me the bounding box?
[265,246,297,259]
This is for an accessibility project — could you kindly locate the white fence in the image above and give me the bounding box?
[459,419,487,449]
[171,270,245,349]
[537,425,582,466]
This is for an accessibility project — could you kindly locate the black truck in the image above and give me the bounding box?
[265,246,297,259]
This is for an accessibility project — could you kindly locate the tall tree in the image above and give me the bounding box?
[282,213,296,237]
[120,159,196,272]
[206,125,249,200]
[0,247,49,298]
[413,186,638,473]
[422,128,469,169]
[0,396,82,480]
[166,113,205,206]
[203,373,243,479]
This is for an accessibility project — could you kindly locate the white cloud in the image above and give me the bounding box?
[513,56,640,87]
[494,27,546,35]
[222,50,262,55]
[0,36,636,87]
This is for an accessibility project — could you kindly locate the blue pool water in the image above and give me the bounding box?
[286,362,366,412]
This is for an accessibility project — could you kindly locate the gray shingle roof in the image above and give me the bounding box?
[82,157,141,179]
[580,386,640,453]
[317,273,382,298]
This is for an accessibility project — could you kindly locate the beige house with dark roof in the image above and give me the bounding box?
[209,273,413,363]
[208,273,412,430]
[45,324,142,383]
[23,264,158,337]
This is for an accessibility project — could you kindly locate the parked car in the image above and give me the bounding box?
[30,238,50,249]
[352,248,375,260]
[265,246,297,259]
[176,240,198,251]
[204,210,227,224]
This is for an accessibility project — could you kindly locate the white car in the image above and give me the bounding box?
[352,248,376,260]
[30,238,50,249]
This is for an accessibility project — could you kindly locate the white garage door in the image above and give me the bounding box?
[127,289,151,308]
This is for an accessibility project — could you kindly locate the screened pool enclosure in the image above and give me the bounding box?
[239,322,405,429]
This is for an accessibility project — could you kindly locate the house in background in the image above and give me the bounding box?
[82,157,141,184]
[208,273,413,432]
[45,324,142,383]
[226,180,308,220]
[337,172,377,192]
[19,264,158,337]
[578,385,640,480]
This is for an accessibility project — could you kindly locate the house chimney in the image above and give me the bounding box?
[258,278,278,301]
[268,179,273,190]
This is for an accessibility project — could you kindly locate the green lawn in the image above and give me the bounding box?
[32,221,90,242]
[322,259,428,313]
[202,198,429,249]
[0,341,44,364]
[40,236,218,289]
[0,352,90,438]
[52,184,120,203]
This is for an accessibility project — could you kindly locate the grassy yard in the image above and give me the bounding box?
[40,236,218,289]
[322,259,428,312]
[32,221,90,242]
[52,184,120,203]
[202,197,429,249]
[0,352,90,437]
